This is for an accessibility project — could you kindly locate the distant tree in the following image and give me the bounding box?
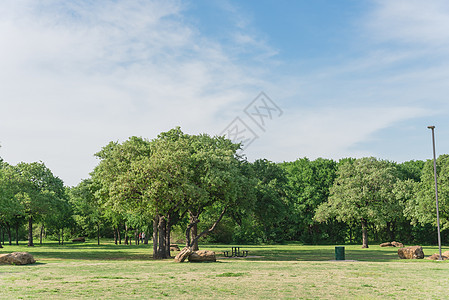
[69,179,103,245]
[249,159,289,243]
[281,158,338,243]
[405,155,449,230]
[14,162,65,246]
[0,162,19,247]
[384,160,425,242]
[45,188,73,245]
[397,160,425,182]
[315,157,399,248]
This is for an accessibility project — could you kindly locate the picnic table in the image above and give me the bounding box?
[223,247,249,257]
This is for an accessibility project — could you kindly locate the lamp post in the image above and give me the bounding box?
[428,125,442,261]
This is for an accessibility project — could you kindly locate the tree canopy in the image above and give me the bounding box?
[1,128,446,250]
[315,157,400,248]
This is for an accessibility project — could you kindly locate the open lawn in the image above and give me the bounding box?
[1,241,449,299]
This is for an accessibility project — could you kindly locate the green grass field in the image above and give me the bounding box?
[1,241,449,299]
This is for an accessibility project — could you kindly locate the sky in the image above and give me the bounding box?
[1,0,449,186]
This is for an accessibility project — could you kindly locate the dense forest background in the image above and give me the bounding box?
[1,128,448,256]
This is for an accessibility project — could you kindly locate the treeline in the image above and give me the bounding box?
[0,128,447,256]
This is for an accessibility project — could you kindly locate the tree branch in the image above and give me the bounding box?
[189,206,228,248]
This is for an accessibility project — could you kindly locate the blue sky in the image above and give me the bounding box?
[1,0,448,186]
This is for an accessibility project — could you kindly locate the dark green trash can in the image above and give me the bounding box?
[335,246,345,260]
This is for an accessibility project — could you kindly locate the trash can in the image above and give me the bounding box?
[335,246,345,260]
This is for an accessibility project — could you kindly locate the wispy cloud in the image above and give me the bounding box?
[0,0,272,185]
[367,0,449,47]
[1,0,447,185]
[242,0,449,162]
[245,105,434,162]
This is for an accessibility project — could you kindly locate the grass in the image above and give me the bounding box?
[1,240,449,299]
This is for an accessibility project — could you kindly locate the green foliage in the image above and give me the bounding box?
[0,161,66,246]
[396,160,425,182]
[316,157,399,223]
[14,162,65,219]
[281,158,338,243]
[406,155,449,230]
[315,157,400,247]
[90,127,253,256]
[247,159,289,243]
[0,128,442,248]
[69,179,102,237]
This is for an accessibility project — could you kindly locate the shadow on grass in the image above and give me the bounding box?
[211,245,403,262]
[1,242,442,263]
[0,242,156,261]
[0,262,47,267]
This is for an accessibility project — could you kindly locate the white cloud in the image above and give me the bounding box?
[367,0,449,47]
[243,105,434,162]
[1,0,447,186]
[0,0,270,185]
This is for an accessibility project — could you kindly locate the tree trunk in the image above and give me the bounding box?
[387,221,395,241]
[124,223,129,245]
[185,212,199,248]
[165,216,171,257]
[15,222,19,245]
[153,216,159,259]
[189,206,228,248]
[40,225,44,245]
[392,222,396,241]
[114,226,117,245]
[0,225,3,248]
[58,229,61,245]
[61,228,64,245]
[97,223,100,245]
[6,222,12,245]
[144,229,149,245]
[349,225,353,244]
[361,218,368,248]
[28,216,34,247]
[135,229,139,245]
[386,222,392,241]
[157,216,167,259]
[118,226,122,244]
[373,223,379,243]
[191,222,199,251]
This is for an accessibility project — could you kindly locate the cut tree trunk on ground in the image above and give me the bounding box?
[398,246,424,259]
[174,247,193,263]
[188,250,216,262]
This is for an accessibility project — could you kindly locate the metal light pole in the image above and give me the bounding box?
[428,125,442,261]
